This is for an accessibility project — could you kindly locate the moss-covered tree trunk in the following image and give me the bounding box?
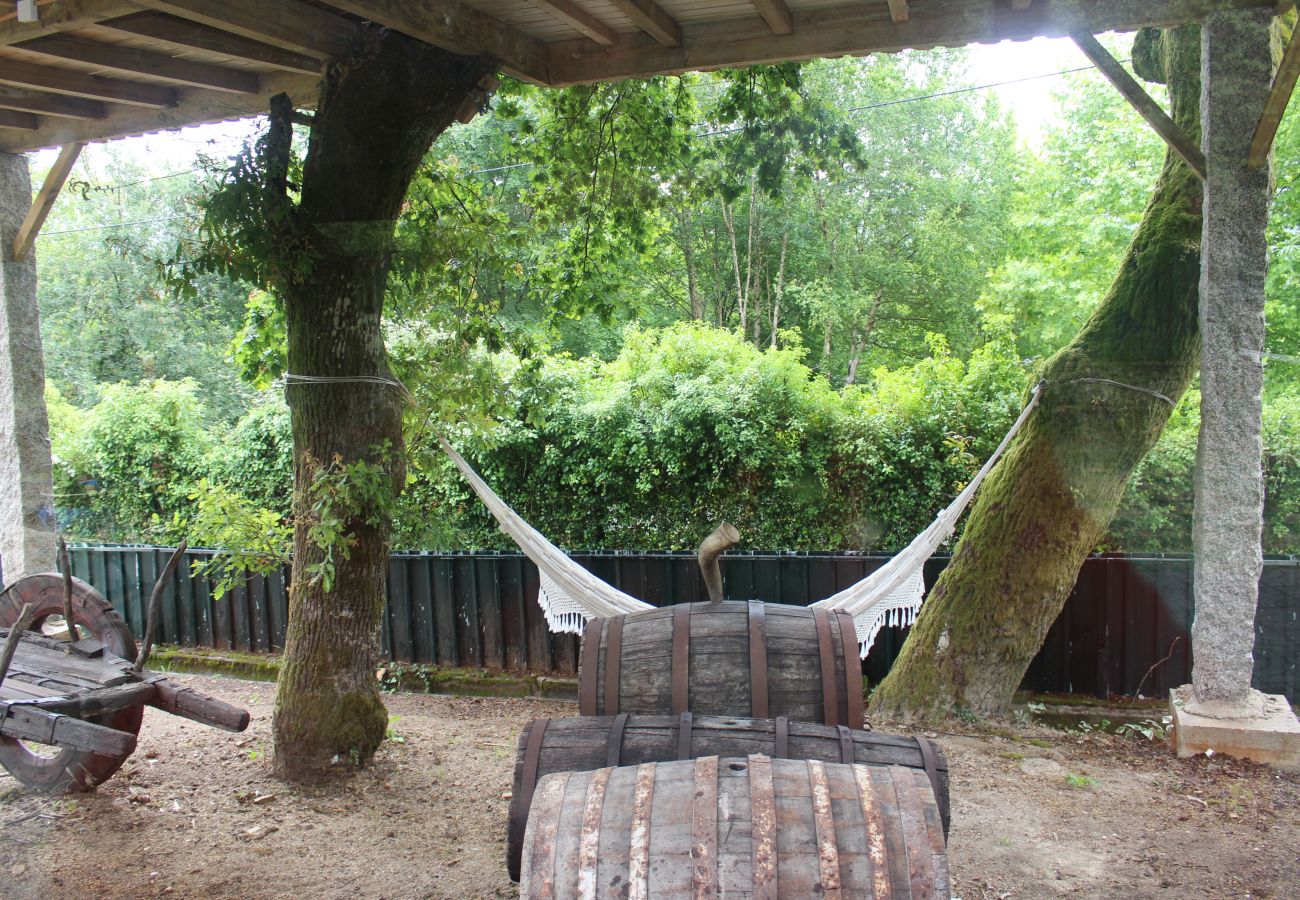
[870,26,1205,720]
[272,30,495,782]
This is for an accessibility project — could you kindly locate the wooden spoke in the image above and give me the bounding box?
[530,0,620,47]
[885,0,908,23]
[13,35,259,93]
[14,141,82,260]
[0,59,178,108]
[1248,23,1300,169]
[100,12,323,76]
[607,0,682,47]
[135,0,358,59]
[1071,30,1207,180]
[323,0,550,84]
[750,0,793,36]
[0,87,105,119]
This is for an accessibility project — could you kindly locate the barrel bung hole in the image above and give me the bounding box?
[729,762,747,772]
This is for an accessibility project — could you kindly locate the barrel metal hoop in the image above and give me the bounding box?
[748,600,770,718]
[835,609,865,728]
[807,760,843,898]
[677,710,694,760]
[774,716,788,759]
[578,619,602,715]
[812,608,840,726]
[836,725,854,764]
[915,736,943,807]
[851,764,893,900]
[520,718,549,820]
[576,767,613,900]
[628,763,657,900]
[671,603,691,715]
[691,756,720,897]
[604,615,623,716]
[606,712,630,768]
[748,754,778,899]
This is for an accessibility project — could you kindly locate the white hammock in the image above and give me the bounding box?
[440,383,1041,655]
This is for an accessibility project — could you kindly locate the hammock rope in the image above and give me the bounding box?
[440,382,1043,655]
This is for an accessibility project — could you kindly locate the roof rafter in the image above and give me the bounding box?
[1248,19,1300,168]
[0,58,178,108]
[0,0,141,46]
[133,0,358,59]
[607,0,682,47]
[750,0,793,36]
[546,0,1288,87]
[321,0,551,84]
[885,0,908,24]
[0,109,37,130]
[12,35,260,93]
[13,142,83,260]
[0,87,106,120]
[99,12,324,76]
[529,0,620,47]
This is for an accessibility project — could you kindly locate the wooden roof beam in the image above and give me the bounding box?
[321,0,552,84]
[0,0,141,47]
[885,0,908,24]
[0,109,38,130]
[0,87,106,119]
[750,0,793,36]
[99,13,324,77]
[134,0,358,59]
[546,0,1286,87]
[13,142,82,261]
[1071,31,1207,179]
[0,58,178,108]
[608,0,682,47]
[12,35,260,93]
[1012,0,1033,9]
[1248,20,1300,168]
[529,0,620,47]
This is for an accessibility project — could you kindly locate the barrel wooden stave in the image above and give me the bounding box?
[521,757,950,899]
[583,601,860,727]
[507,714,950,881]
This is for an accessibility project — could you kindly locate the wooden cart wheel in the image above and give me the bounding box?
[0,573,144,792]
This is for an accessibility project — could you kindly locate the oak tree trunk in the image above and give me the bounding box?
[870,26,1205,720]
[272,28,495,781]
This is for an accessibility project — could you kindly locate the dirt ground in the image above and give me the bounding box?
[1,673,1296,899]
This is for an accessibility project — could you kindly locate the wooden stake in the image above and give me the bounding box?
[134,542,187,672]
[12,141,82,261]
[1248,24,1300,169]
[57,534,77,642]
[1071,31,1207,180]
[0,603,36,688]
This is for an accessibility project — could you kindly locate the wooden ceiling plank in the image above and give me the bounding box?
[0,108,39,130]
[885,0,908,24]
[14,142,83,261]
[1248,22,1300,168]
[0,0,141,47]
[321,0,551,84]
[13,35,260,93]
[0,59,178,108]
[606,0,683,47]
[101,12,324,76]
[134,0,358,59]
[749,0,793,36]
[1012,0,1033,9]
[529,0,620,47]
[545,0,1284,87]
[1071,30,1207,179]
[0,87,106,119]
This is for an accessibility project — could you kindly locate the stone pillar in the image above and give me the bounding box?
[0,152,56,581]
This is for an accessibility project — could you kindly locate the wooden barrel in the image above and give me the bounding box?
[520,755,950,898]
[579,600,863,726]
[507,714,949,880]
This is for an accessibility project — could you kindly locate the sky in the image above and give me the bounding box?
[37,34,1111,175]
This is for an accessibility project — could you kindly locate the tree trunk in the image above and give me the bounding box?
[272,28,495,781]
[771,232,787,348]
[680,209,703,320]
[870,25,1205,720]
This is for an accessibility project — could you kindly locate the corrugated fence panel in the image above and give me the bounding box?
[60,546,1297,699]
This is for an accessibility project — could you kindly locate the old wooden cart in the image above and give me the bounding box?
[0,571,249,793]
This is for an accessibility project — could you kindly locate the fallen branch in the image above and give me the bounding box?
[58,534,78,642]
[134,543,187,672]
[1133,636,1181,699]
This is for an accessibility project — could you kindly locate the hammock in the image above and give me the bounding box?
[440,383,1042,655]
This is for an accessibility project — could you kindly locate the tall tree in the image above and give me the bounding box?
[193,28,494,780]
[870,25,1207,719]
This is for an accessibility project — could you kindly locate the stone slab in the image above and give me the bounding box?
[1170,685,1300,772]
